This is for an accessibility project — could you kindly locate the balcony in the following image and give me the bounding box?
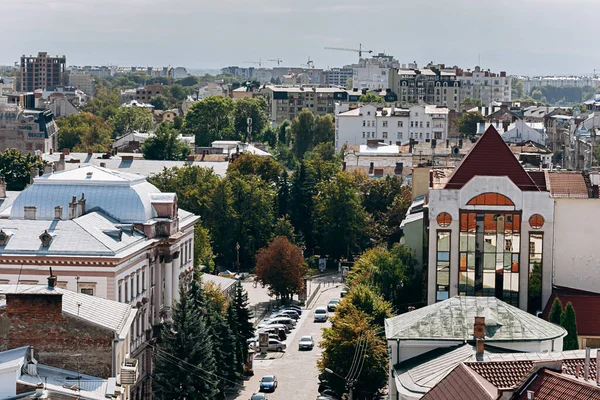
[120,358,139,385]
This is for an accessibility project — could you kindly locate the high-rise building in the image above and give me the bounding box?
[20,52,66,92]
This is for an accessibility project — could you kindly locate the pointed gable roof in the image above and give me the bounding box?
[444,126,540,191]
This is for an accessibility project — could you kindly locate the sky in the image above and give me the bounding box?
[2,0,599,76]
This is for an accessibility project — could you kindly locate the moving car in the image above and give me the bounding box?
[260,375,278,392]
[314,306,329,322]
[251,393,268,400]
[327,299,340,312]
[298,335,315,350]
[340,287,349,297]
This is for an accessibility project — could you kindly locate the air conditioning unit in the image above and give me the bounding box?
[120,358,139,385]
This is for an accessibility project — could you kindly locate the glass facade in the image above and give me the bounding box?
[436,231,451,301]
[528,233,543,314]
[458,212,520,306]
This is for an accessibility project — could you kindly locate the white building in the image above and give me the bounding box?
[457,66,511,104]
[477,119,547,146]
[350,54,400,90]
[522,76,600,93]
[0,165,198,398]
[335,103,449,151]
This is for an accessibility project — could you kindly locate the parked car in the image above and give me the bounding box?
[282,305,302,315]
[218,270,236,279]
[327,299,340,312]
[258,327,287,340]
[251,393,268,400]
[259,375,278,392]
[260,317,295,330]
[257,322,290,333]
[340,287,349,297]
[266,339,286,352]
[314,306,329,322]
[274,310,300,320]
[298,335,315,350]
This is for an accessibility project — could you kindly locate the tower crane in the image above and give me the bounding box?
[305,57,314,69]
[244,59,262,67]
[268,58,283,66]
[324,43,373,57]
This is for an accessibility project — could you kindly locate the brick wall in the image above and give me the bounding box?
[0,293,114,378]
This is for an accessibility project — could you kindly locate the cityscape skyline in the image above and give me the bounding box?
[2,0,600,76]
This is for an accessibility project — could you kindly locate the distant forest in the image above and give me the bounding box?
[529,85,597,105]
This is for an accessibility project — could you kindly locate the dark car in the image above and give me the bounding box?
[282,305,302,315]
[340,287,349,297]
[327,299,340,312]
[259,375,278,392]
[251,393,267,400]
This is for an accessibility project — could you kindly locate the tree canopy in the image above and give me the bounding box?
[82,86,121,120]
[0,149,46,191]
[290,110,334,159]
[561,301,579,350]
[255,236,307,299]
[358,93,384,103]
[227,153,282,184]
[457,111,485,137]
[110,106,154,137]
[57,112,113,152]
[233,97,269,141]
[142,122,190,161]
[183,96,235,146]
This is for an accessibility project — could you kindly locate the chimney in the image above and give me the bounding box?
[54,206,63,220]
[68,196,78,220]
[474,316,486,339]
[23,206,37,220]
[30,167,39,184]
[77,193,86,217]
[576,363,581,379]
[27,347,38,376]
[584,347,591,380]
[43,164,53,175]
[0,177,6,199]
[527,390,535,400]
[476,338,485,361]
[47,274,57,289]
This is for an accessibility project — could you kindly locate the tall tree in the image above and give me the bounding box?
[277,170,290,217]
[255,236,307,299]
[82,86,121,120]
[289,162,317,251]
[561,302,579,350]
[314,172,369,259]
[110,106,154,137]
[232,282,254,370]
[336,284,392,327]
[233,97,269,141]
[461,97,485,107]
[291,109,315,159]
[152,285,218,400]
[57,112,113,152]
[548,297,563,325]
[149,94,169,110]
[457,111,485,138]
[226,301,245,376]
[0,149,45,191]
[194,224,215,270]
[142,122,190,160]
[183,96,235,146]
[227,153,282,184]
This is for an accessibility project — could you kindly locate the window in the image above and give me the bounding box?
[427,122,430,128]
[467,193,515,206]
[362,132,365,138]
[436,231,451,301]
[411,121,414,128]
[528,233,543,314]
[437,212,452,227]
[142,268,146,291]
[363,121,366,127]
[529,214,544,229]
[383,132,388,139]
[398,132,403,139]
[383,121,388,127]
[118,282,122,302]
[419,121,423,128]
[398,121,403,127]
[137,273,140,295]
[125,280,129,302]
[367,111,371,116]
[81,288,94,296]
[458,212,520,306]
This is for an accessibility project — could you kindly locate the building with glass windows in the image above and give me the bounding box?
[422,125,600,313]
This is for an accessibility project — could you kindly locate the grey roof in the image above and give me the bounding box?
[0,345,28,367]
[0,211,148,257]
[385,296,566,342]
[11,165,163,223]
[42,152,229,178]
[200,273,237,293]
[0,284,136,338]
[0,191,19,218]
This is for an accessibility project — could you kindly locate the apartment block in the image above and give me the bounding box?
[388,67,461,110]
[68,70,94,96]
[457,66,511,104]
[20,52,66,92]
[136,83,164,102]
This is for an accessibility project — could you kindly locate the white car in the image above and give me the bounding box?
[259,317,295,330]
[257,322,290,333]
[266,339,286,352]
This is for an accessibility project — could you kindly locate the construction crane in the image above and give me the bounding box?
[244,59,262,67]
[305,57,314,69]
[268,58,283,66]
[324,43,373,57]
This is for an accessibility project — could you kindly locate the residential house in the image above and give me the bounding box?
[135,84,164,103]
[477,119,547,146]
[0,103,58,154]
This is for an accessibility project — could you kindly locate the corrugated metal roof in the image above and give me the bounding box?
[0,284,135,336]
[385,296,566,342]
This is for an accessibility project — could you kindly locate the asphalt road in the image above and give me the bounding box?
[234,278,344,400]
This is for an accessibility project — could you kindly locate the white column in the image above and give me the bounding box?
[164,256,173,311]
[153,257,162,322]
[172,251,181,302]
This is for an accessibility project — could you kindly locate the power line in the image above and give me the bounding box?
[152,351,220,389]
[348,336,368,383]
[344,334,364,381]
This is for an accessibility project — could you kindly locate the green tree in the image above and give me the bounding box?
[313,114,335,146]
[142,122,190,161]
[511,77,524,99]
[57,112,113,152]
[277,170,290,217]
[233,97,269,141]
[561,302,579,350]
[314,172,369,259]
[255,236,307,299]
[110,106,154,137]
[274,144,297,170]
[461,97,485,107]
[152,285,218,400]
[289,162,317,251]
[178,76,200,87]
[194,224,215,270]
[345,77,354,89]
[272,216,295,242]
[227,153,282,184]
[548,297,563,325]
[318,306,388,398]
[0,149,46,191]
[531,89,544,101]
[527,262,543,314]
[232,281,254,369]
[183,96,235,146]
[291,109,315,159]
[277,120,292,146]
[149,94,169,110]
[358,93,384,103]
[168,84,190,103]
[336,284,392,327]
[82,86,121,120]
[226,301,245,376]
[457,111,485,137]
[304,141,337,162]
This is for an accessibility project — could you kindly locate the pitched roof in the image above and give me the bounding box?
[542,286,600,336]
[546,172,590,198]
[384,296,566,342]
[0,284,136,339]
[421,363,498,400]
[515,368,600,400]
[444,126,541,191]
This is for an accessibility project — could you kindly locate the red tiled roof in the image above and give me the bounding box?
[515,368,600,400]
[421,363,498,400]
[542,286,600,336]
[444,126,541,191]
[465,358,597,390]
[546,172,589,198]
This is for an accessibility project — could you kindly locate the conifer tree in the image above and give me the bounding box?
[227,301,245,375]
[548,297,563,325]
[233,281,254,363]
[561,302,579,350]
[153,285,218,400]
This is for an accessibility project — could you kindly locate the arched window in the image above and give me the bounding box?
[467,193,515,206]
[437,212,452,227]
[529,214,544,229]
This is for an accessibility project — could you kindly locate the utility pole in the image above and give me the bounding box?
[235,242,240,273]
[247,117,253,143]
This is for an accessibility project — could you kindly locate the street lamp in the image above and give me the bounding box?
[235,242,240,273]
[324,368,354,400]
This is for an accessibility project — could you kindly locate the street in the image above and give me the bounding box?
[234,275,344,400]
